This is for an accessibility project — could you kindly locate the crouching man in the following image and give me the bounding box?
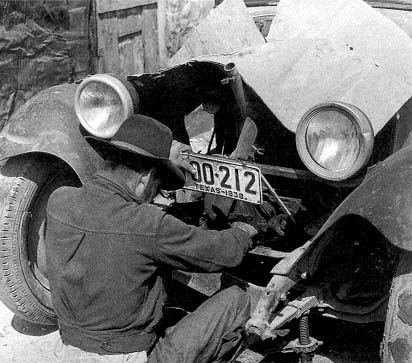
[45,115,259,363]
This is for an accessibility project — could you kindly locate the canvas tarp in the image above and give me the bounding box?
[0,0,92,129]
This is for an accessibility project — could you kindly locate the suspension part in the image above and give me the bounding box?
[299,313,313,363]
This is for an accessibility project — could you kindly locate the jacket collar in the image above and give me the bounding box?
[89,170,142,204]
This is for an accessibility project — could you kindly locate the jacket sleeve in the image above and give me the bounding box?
[152,212,252,272]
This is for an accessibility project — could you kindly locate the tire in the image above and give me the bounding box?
[382,251,412,363]
[0,154,80,325]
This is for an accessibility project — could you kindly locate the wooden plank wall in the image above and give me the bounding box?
[96,0,159,76]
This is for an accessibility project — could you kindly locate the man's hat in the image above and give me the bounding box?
[85,114,185,190]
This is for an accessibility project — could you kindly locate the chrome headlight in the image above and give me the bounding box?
[296,102,374,181]
[75,74,139,139]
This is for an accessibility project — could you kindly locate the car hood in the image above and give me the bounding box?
[170,0,412,135]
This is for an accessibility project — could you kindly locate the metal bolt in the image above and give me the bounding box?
[300,272,308,280]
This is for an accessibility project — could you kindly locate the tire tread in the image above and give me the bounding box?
[0,156,57,324]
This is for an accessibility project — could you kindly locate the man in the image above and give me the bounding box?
[45,114,259,363]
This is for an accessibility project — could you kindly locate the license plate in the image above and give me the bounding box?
[182,153,262,204]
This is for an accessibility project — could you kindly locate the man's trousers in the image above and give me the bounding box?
[55,285,250,363]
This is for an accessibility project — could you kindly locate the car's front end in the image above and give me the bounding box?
[0,0,412,361]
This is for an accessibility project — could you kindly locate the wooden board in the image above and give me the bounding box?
[96,0,158,75]
[119,34,145,75]
[142,3,159,72]
[97,17,120,74]
[97,0,156,14]
[157,0,167,68]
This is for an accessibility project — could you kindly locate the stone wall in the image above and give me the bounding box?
[0,0,93,128]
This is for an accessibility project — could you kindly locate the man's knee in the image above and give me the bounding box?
[219,285,249,302]
[148,286,250,363]
[213,285,250,315]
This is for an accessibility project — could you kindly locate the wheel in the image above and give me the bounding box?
[382,250,412,363]
[0,154,80,325]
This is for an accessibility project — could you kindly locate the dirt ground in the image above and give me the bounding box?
[0,302,58,362]
[0,298,381,363]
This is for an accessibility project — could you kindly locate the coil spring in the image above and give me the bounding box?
[299,313,313,363]
[299,314,310,345]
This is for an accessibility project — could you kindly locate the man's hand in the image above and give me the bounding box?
[228,200,262,234]
[170,140,196,175]
[204,194,263,237]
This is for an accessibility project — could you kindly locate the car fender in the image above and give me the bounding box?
[0,83,103,183]
[311,145,412,256]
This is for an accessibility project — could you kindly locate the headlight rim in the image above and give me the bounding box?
[296,101,374,181]
[74,74,138,139]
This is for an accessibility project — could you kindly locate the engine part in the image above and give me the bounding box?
[268,214,289,236]
[281,311,322,362]
[299,313,313,363]
[261,175,295,223]
[222,62,247,126]
[268,296,319,333]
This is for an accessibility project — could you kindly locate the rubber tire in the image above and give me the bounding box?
[0,154,79,325]
[382,251,412,363]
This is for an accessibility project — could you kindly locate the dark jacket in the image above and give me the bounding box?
[45,170,251,354]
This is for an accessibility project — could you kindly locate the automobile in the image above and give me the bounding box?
[0,0,412,362]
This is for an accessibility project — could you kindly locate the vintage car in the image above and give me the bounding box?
[0,0,412,362]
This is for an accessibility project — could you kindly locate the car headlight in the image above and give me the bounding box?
[74,74,139,139]
[296,102,374,181]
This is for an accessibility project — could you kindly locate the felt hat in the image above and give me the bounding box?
[86,114,185,190]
